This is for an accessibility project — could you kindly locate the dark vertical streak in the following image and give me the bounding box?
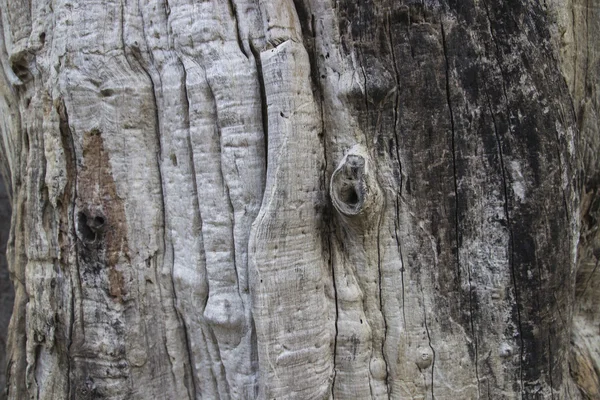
[329,235,338,399]
[440,22,462,293]
[179,63,201,400]
[227,0,248,58]
[387,11,407,329]
[376,218,390,395]
[441,20,480,395]
[421,287,435,400]
[394,200,406,326]
[57,99,77,400]
[485,90,524,397]
[249,43,268,177]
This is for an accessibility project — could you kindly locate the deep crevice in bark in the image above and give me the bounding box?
[486,89,525,396]
[440,20,480,396]
[249,43,268,177]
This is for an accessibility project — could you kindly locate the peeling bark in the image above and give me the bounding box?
[0,0,598,399]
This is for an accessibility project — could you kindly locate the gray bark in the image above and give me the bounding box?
[0,0,598,399]
[0,174,14,400]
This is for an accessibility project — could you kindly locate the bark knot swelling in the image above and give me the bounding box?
[330,145,381,219]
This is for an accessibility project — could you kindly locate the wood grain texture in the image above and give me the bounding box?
[0,0,597,399]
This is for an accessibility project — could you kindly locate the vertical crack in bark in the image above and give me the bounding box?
[309,25,337,396]
[357,5,369,127]
[180,63,201,400]
[421,286,436,400]
[387,12,407,329]
[249,43,268,176]
[329,234,338,399]
[376,217,390,395]
[169,241,198,400]
[440,22,462,292]
[227,0,248,59]
[485,90,524,396]
[57,98,77,400]
[481,4,528,394]
[387,14,403,195]
[441,21,480,395]
[394,200,406,327]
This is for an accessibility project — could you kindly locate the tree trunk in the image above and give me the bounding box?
[0,0,598,398]
[0,174,14,400]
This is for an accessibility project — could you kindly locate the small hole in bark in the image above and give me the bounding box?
[78,212,96,241]
[340,186,359,206]
[100,88,114,97]
[11,61,29,81]
[93,216,105,227]
[39,32,46,44]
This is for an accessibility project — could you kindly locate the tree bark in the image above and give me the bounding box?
[0,174,14,400]
[0,0,598,399]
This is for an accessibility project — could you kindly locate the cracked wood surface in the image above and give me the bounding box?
[0,0,598,399]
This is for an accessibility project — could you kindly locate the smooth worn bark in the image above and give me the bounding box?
[0,0,598,399]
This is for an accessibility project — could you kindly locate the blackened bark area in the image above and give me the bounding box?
[336,0,576,397]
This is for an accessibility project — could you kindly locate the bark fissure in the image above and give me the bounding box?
[486,91,525,396]
[249,43,269,176]
[376,218,390,395]
[227,0,248,59]
[422,286,436,400]
[394,199,406,326]
[441,20,480,394]
[387,14,407,331]
[58,98,77,400]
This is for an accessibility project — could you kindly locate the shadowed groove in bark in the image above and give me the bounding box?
[440,19,480,396]
[486,88,524,395]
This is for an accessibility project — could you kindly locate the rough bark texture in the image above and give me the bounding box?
[557,0,600,398]
[0,174,14,400]
[0,0,598,399]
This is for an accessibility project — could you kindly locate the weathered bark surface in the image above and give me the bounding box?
[0,0,597,399]
[556,1,600,397]
[0,174,14,400]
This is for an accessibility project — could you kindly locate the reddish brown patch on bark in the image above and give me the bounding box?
[78,128,129,301]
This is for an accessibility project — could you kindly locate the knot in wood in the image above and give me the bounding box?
[330,146,381,219]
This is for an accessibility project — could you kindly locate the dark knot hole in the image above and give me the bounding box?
[340,184,359,206]
[77,212,106,241]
